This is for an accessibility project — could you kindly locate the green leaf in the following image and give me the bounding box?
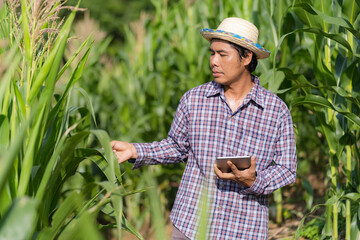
[343,193,360,201]
[17,104,47,196]
[57,210,103,240]
[325,194,340,205]
[20,0,31,65]
[259,69,285,93]
[295,203,327,239]
[294,3,360,41]
[143,170,167,240]
[351,212,360,240]
[57,36,93,81]
[0,114,30,196]
[302,27,353,53]
[0,115,9,149]
[302,178,314,210]
[98,181,123,240]
[316,112,339,155]
[291,95,360,128]
[76,88,97,127]
[90,130,119,184]
[35,126,88,202]
[63,43,93,96]
[37,192,85,240]
[121,214,144,240]
[11,80,26,117]
[0,47,20,115]
[0,197,39,240]
[87,149,115,182]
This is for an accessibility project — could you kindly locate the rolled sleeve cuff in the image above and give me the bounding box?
[240,175,265,195]
[131,143,147,169]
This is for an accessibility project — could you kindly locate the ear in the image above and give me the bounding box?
[242,50,253,66]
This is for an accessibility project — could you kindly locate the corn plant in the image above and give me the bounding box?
[269,0,360,239]
[0,1,144,239]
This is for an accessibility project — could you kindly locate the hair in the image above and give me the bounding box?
[229,42,258,73]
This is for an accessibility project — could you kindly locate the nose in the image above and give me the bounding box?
[210,54,219,68]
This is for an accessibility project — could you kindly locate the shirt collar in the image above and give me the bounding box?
[205,75,265,108]
[205,81,222,97]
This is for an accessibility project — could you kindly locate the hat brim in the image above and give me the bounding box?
[200,28,270,59]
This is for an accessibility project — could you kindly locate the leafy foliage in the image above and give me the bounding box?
[0,1,143,239]
[1,0,359,239]
[74,0,360,238]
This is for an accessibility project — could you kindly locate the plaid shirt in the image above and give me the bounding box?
[132,75,297,239]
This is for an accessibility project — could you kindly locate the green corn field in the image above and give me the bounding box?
[0,0,359,239]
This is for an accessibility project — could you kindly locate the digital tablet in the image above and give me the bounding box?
[216,156,251,173]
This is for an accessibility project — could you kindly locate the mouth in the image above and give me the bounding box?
[212,71,223,78]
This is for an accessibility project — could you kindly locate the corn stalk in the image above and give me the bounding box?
[0,1,143,239]
[273,1,360,239]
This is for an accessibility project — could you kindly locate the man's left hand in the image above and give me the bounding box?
[214,156,257,188]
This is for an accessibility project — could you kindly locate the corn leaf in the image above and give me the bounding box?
[0,197,38,240]
[291,95,360,128]
[57,36,93,81]
[37,192,85,240]
[98,181,123,240]
[35,124,87,201]
[351,213,360,240]
[86,149,116,182]
[90,130,118,184]
[76,88,97,127]
[20,0,31,65]
[0,48,20,115]
[120,214,144,240]
[295,203,328,239]
[63,43,93,95]
[17,104,46,196]
[294,3,360,41]
[57,210,103,240]
[144,170,166,240]
[0,115,9,149]
[0,114,28,196]
[343,193,360,201]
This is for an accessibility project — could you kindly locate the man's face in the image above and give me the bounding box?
[209,39,249,86]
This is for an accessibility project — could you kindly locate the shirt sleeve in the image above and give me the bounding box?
[241,108,297,195]
[131,94,190,169]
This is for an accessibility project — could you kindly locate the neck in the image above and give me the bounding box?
[224,72,253,100]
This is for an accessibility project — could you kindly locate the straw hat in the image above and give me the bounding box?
[200,17,270,59]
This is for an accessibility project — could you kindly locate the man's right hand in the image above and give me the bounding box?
[110,141,138,164]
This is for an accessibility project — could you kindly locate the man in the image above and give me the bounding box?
[111,17,297,239]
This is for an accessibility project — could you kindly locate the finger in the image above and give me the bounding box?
[250,156,256,170]
[213,164,223,177]
[111,141,119,151]
[111,141,125,151]
[115,151,130,164]
[214,164,235,180]
[227,160,239,173]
